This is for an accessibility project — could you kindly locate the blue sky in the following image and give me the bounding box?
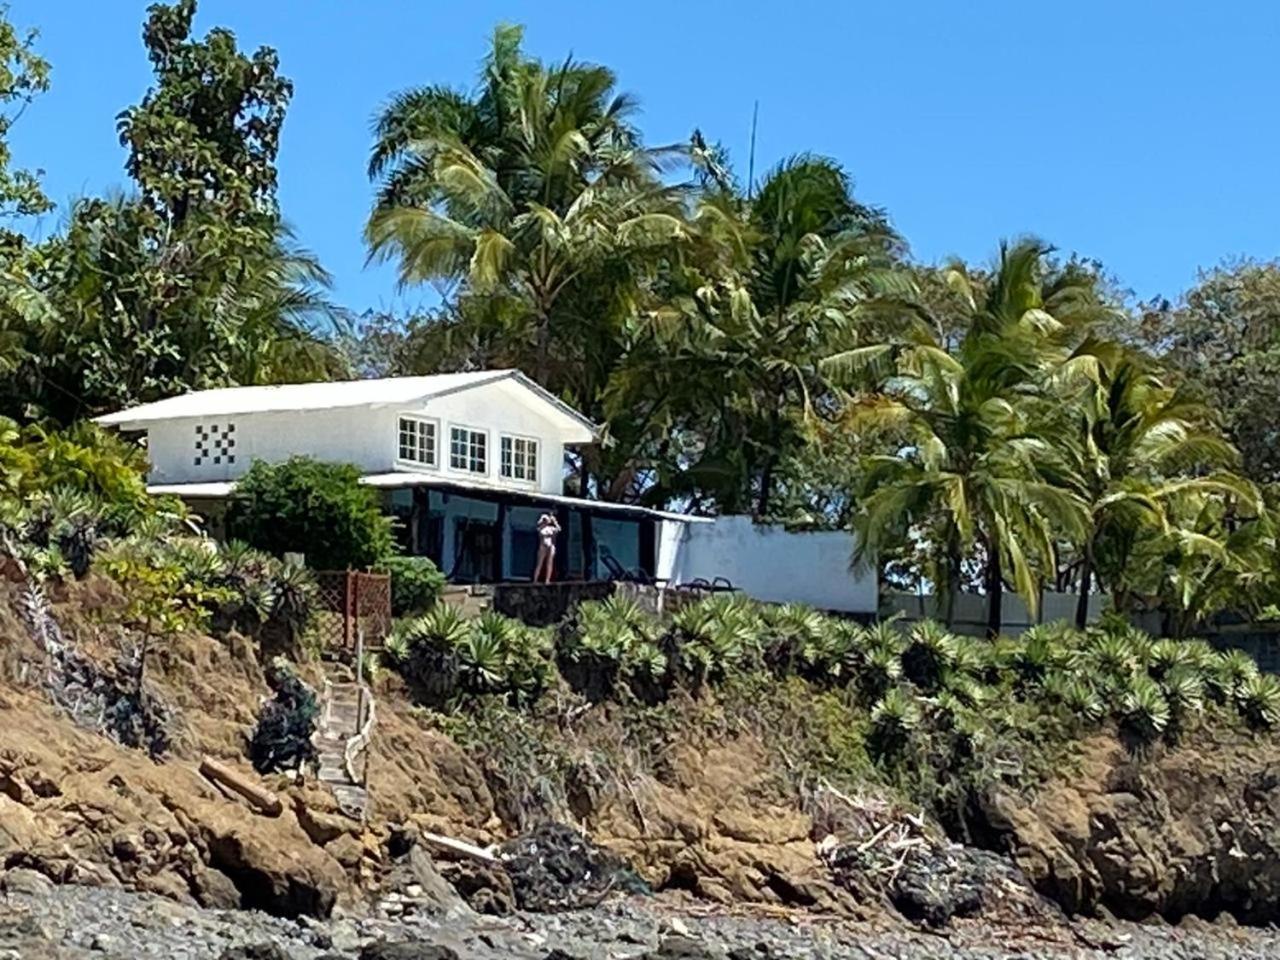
[9,1,1280,314]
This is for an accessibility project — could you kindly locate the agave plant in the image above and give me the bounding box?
[762,603,830,676]
[901,620,958,691]
[1160,665,1205,726]
[1118,674,1171,742]
[460,619,508,693]
[1148,639,1199,680]
[44,487,105,578]
[941,671,993,709]
[1089,632,1144,684]
[869,687,923,759]
[1043,673,1105,723]
[1007,623,1078,690]
[505,624,555,704]
[266,561,316,644]
[1236,673,1280,729]
[392,604,470,704]
[855,622,906,699]
[1214,649,1260,703]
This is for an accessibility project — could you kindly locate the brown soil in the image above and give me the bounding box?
[6,576,1280,930]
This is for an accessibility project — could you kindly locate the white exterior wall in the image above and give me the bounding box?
[404,379,567,495]
[147,407,399,483]
[144,377,571,494]
[660,515,878,614]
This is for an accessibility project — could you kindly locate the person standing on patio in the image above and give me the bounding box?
[534,512,561,583]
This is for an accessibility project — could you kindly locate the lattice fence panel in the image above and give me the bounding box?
[313,571,391,654]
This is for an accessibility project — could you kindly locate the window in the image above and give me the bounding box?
[500,435,539,482]
[194,423,235,466]
[449,426,487,474]
[398,416,437,467]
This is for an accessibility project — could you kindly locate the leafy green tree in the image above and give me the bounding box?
[117,0,291,227]
[605,155,911,513]
[0,1,342,424]
[226,457,394,570]
[366,25,692,500]
[0,7,51,232]
[1138,260,1280,487]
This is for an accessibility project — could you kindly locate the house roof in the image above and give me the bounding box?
[95,369,599,440]
[145,474,711,524]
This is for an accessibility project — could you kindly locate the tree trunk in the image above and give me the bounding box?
[943,530,962,630]
[985,541,1003,640]
[1075,548,1094,630]
[756,454,776,520]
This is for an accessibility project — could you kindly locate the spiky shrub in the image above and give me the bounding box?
[1042,673,1105,724]
[462,612,512,693]
[1117,674,1170,743]
[869,687,923,760]
[669,598,759,687]
[557,599,632,701]
[1148,639,1199,680]
[43,488,105,578]
[392,604,469,705]
[901,621,958,691]
[1236,673,1280,729]
[1003,623,1077,692]
[1088,632,1145,690]
[261,560,316,654]
[1159,665,1205,735]
[503,625,555,706]
[851,620,905,699]
[1214,649,1260,704]
[761,603,830,677]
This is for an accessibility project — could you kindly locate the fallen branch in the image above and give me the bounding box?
[419,829,498,864]
[199,756,283,817]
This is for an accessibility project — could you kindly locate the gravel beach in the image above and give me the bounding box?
[5,879,1280,960]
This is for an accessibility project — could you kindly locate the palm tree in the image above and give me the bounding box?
[830,239,1096,636]
[1067,350,1244,627]
[366,25,682,389]
[610,155,911,514]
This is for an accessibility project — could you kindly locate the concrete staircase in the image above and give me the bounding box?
[315,677,372,821]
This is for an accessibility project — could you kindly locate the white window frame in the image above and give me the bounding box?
[499,433,540,484]
[448,424,489,475]
[396,414,439,470]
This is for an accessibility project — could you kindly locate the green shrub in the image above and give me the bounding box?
[378,554,445,616]
[226,457,393,570]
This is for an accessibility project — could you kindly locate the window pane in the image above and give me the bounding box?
[400,418,436,465]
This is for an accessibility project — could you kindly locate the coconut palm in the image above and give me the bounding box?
[829,239,1097,636]
[1066,351,1247,627]
[366,24,684,392]
[609,155,912,513]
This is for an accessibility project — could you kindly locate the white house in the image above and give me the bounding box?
[97,369,881,613]
[97,369,706,584]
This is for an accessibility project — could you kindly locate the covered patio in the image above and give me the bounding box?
[364,473,698,585]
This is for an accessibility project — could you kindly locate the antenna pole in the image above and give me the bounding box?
[747,99,759,200]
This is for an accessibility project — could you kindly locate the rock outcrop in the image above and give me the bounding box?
[981,731,1280,923]
[0,690,351,917]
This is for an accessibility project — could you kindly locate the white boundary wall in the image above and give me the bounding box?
[884,590,1108,635]
[658,515,878,614]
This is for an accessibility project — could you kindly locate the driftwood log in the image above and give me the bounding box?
[419,829,498,864]
[199,756,283,817]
